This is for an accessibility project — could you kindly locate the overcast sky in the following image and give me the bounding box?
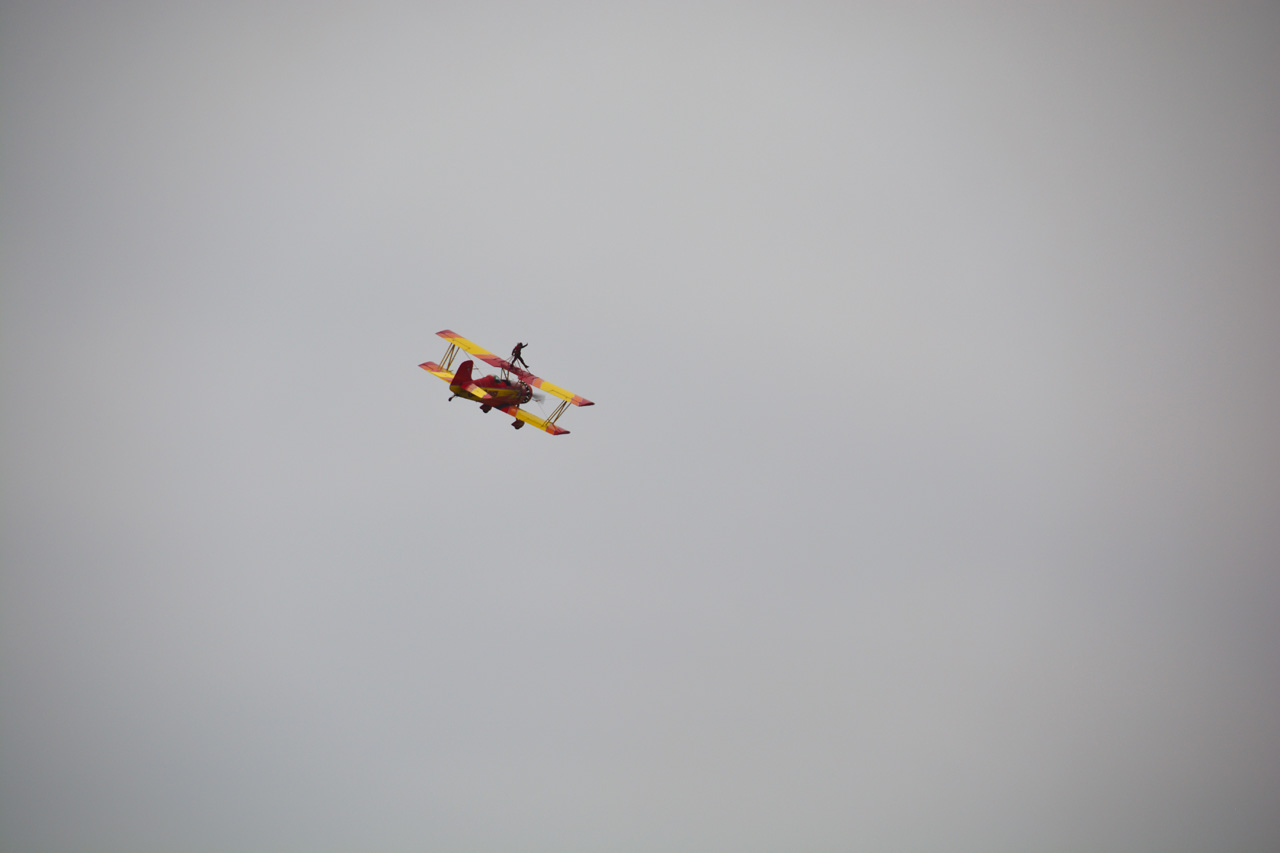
[3,3,1279,852]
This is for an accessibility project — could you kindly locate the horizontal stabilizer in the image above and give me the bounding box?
[462,382,492,401]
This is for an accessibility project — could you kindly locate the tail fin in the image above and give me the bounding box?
[452,359,474,388]
[448,360,493,401]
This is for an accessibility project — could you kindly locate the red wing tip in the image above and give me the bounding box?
[576,399,595,407]
[420,361,440,370]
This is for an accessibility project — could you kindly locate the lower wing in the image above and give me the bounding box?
[501,405,569,435]
[419,361,454,382]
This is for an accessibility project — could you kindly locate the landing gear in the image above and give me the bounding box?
[480,404,491,413]
[511,420,524,430]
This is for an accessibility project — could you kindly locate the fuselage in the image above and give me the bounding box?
[450,372,533,407]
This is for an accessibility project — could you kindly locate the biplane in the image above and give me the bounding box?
[419,329,594,435]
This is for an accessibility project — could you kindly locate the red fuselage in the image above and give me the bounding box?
[450,371,533,407]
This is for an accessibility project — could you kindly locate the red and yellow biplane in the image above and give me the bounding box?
[419,329,594,435]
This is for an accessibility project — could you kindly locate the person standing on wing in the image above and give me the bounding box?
[510,342,529,369]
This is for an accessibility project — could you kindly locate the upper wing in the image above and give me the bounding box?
[436,330,511,372]
[436,329,594,407]
[520,373,594,407]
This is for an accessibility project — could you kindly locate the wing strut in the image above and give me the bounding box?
[545,400,571,428]
[438,342,460,373]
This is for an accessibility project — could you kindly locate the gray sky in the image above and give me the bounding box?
[3,2,1278,851]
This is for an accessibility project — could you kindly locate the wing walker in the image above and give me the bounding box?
[419,330,593,435]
